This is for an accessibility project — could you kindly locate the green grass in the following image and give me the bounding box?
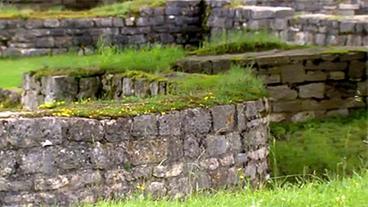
[191,31,301,56]
[270,110,368,178]
[32,66,266,118]
[90,170,368,207]
[0,0,166,19]
[0,45,185,88]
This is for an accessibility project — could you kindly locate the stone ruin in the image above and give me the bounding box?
[0,0,367,206]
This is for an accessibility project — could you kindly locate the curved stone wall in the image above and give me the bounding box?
[22,73,170,110]
[0,99,269,206]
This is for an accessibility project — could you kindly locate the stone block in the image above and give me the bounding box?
[78,77,101,100]
[158,111,182,136]
[131,114,158,137]
[267,85,298,101]
[210,105,236,134]
[20,148,56,175]
[56,145,90,171]
[206,135,230,157]
[66,118,104,142]
[298,83,325,99]
[348,60,366,79]
[44,76,79,103]
[328,71,345,80]
[184,134,202,159]
[0,150,17,177]
[281,64,306,83]
[182,108,212,135]
[250,8,275,19]
[124,139,168,165]
[102,118,132,142]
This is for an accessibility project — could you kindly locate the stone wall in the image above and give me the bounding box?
[288,14,368,46]
[206,4,368,47]
[1,1,367,57]
[22,73,170,110]
[0,0,203,57]
[0,99,269,206]
[175,48,368,122]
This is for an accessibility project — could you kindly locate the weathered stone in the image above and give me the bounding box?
[20,148,56,175]
[124,139,168,165]
[146,182,167,198]
[34,175,69,191]
[101,118,132,142]
[328,71,345,80]
[210,105,235,134]
[158,111,181,136]
[44,76,78,103]
[0,150,17,177]
[56,145,90,171]
[206,135,229,156]
[200,158,219,171]
[184,134,203,159]
[182,108,212,135]
[349,60,366,79]
[78,77,101,99]
[291,111,316,122]
[267,85,298,101]
[66,118,104,142]
[298,83,325,98]
[281,64,305,83]
[131,114,158,137]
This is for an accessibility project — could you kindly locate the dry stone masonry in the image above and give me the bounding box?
[22,73,170,110]
[0,99,269,206]
[1,0,368,57]
[175,47,368,122]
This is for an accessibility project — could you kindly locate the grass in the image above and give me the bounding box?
[0,45,185,88]
[0,0,166,19]
[270,109,368,178]
[191,31,301,56]
[32,66,266,118]
[90,170,368,207]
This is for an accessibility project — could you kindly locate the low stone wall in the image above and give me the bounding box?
[288,14,368,46]
[206,3,368,47]
[0,99,269,206]
[175,48,368,122]
[0,0,203,57]
[207,4,294,41]
[22,73,170,110]
[1,1,367,56]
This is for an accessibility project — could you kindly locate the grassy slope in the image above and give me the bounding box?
[270,110,368,178]
[92,170,368,207]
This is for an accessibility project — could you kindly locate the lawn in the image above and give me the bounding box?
[91,170,368,207]
[0,45,185,89]
[0,0,166,19]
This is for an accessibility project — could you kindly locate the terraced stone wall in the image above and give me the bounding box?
[175,48,368,122]
[206,4,368,46]
[0,99,269,206]
[22,73,170,110]
[288,14,368,46]
[0,0,203,57]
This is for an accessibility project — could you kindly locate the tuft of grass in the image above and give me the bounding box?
[89,170,368,207]
[0,0,166,19]
[270,110,368,179]
[192,30,301,56]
